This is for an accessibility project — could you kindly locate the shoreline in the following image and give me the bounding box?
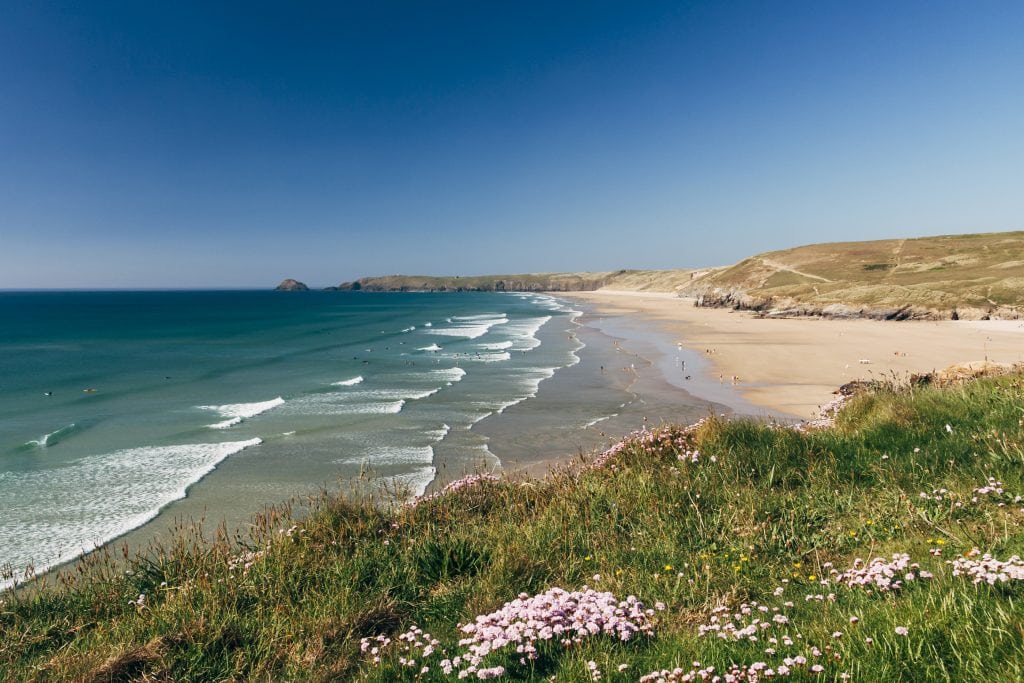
[560,290,1024,419]
[12,294,712,593]
[472,301,735,479]
[18,283,1017,594]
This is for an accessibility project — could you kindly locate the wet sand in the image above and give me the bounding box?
[562,290,1024,419]
[475,302,763,477]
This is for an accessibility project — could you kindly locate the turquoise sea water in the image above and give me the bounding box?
[0,291,581,588]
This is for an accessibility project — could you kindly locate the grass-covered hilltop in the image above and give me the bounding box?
[4,371,1024,681]
[315,230,1024,320]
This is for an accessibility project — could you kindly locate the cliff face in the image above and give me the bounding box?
[275,278,310,291]
[681,231,1024,320]
[283,230,1024,319]
[334,272,628,292]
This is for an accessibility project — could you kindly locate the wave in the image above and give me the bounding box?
[583,414,617,428]
[504,316,551,351]
[286,398,407,416]
[348,388,440,401]
[479,340,514,350]
[401,326,416,333]
[390,466,436,498]
[335,446,436,498]
[425,423,451,442]
[0,438,262,592]
[418,343,443,352]
[332,376,364,386]
[423,322,432,327]
[199,397,285,429]
[426,367,466,384]
[23,422,81,449]
[426,313,508,340]
[473,351,511,363]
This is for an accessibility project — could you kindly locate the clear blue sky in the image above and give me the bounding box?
[1,1,1022,288]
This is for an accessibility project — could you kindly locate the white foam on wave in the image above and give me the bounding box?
[0,438,262,591]
[465,351,511,363]
[349,388,440,401]
[427,367,466,383]
[425,423,451,441]
[491,366,559,415]
[583,414,618,428]
[200,397,285,429]
[389,465,437,498]
[479,340,514,350]
[427,313,508,340]
[333,376,364,386]
[401,326,416,333]
[24,422,78,448]
[418,343,443,352]
[289,399,407,416]
[503,316,551,352]
[334,445,436,497]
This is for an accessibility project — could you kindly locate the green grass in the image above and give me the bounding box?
[693,230,1024,315]
[3,375,1024,681]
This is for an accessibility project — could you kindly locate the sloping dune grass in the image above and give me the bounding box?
[3,375,1024,681]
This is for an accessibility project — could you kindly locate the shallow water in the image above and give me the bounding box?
[0,290,582,588]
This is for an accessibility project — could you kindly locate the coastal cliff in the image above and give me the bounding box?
[336,271,627,292]
[294,230,1024,320]
[683,231,1024,321]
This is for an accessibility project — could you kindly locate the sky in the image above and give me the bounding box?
[1,1,1022,288]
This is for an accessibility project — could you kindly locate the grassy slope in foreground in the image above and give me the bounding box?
[689,230,1024,319]
[3,375,1024,681]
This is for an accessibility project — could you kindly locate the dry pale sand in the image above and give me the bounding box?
[563,290,1024,419]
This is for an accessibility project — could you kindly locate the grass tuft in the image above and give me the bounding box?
[3,374,1024,680]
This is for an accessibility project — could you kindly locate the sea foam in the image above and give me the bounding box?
[426,313,508,340]
[23,422,80,449]
[0,438,262,591]
[200,397,285,429]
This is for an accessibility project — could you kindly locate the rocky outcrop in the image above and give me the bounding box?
[689,285,1018,321]
[275,279,309,291]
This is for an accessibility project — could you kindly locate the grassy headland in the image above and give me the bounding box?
[3,373,1024,681]
[689,231,1024,320]
[332,271,688,293]
[329,230,1024,320]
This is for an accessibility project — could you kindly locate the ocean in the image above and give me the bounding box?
[0,290,586,589]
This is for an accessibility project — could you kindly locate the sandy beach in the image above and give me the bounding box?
[563,290,1024,419]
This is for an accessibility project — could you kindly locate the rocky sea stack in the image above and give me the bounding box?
[274,278,309,291]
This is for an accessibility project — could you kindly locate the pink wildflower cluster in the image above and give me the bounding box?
[226,548,265,575]
[971,477,1022,507]
[697,601,794,641]
[359,634,393,665]
[689,597,848,680]
[449,587,658,678]
[917,488,949,503]
[796,394,849,431]
[831,554,933,593]
[640,658,831,682]
[410,473,501,507]
[591,419,710,470]
[360,586,659,679]
[950,549,1024,585]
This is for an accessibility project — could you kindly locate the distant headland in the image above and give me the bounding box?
[274,278,309,291]
[281,230,1024,321]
